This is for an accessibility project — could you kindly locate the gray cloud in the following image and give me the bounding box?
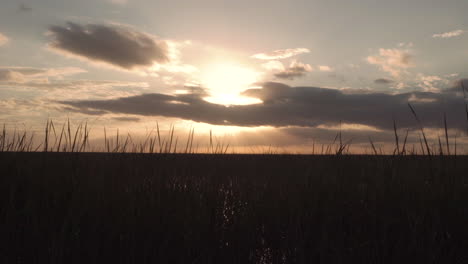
[47,22,169,70]
[274,61,312,80]
[59,81,468,132]
[18,3,32,12]
[374,78,394,85]
[61,106,108,116]
[447,78,468,93]
[112,116,141,122]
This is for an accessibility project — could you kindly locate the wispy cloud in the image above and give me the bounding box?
[252,48,310,60]
[105,0,128,5]
[47,22,170,71]
[367,48,412,77]
[0,33,9,46]
[432,29,465,38]
[0,67,85,84]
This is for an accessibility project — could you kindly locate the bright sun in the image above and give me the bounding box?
[200,63,262,105]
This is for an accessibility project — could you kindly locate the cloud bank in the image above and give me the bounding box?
[252,48,310,60]
[60,81,468,132]
[47,22,169,70]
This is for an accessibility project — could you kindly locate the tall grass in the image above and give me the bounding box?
[461,81,468,133]
[1,150,467,263]
[1,99,468,263]
[1,120,466,155]
[1,109,467,155]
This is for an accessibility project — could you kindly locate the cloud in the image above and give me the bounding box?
[418,74,444,92]
[432,30,465,38]
[0,67,85,84]
[0,33,9,46]
[374,78,394,85]
[367,48,412,77]
[106,0,128,5]
[398,42,414,48]
[274,61,313,80]
[0,76,150,103]
[0,67,150,103]
[328,73,346,83]
[59,81,468,132]
[112,116,140,122]
[18,3,32,12]
[252,48,310,60]
[23,79,148,91]
[318,66,333,72]
[261,61,285,71]
[47,22,170,70]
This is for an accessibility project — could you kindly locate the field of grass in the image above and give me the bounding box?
[1,151,468,263]
[1,103,468,263]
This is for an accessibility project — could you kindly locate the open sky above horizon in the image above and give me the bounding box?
[1,0,468,152]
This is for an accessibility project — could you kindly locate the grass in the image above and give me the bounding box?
[1,152,468,263]
[1,104,466,155]
[1,102,468,263]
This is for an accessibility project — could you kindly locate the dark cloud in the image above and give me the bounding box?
[374,78,394,85]
[270,127,416,146]
[59,81,468,132]
[61,106,108,116]
[274,61,312,80]
[444,79,468,94]
[112,116,141,122]
[48,22,169,70]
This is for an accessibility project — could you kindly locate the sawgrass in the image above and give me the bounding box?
[1,101,468,263]
[1,152,467,263]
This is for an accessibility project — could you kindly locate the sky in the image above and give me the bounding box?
[1,0,468,153]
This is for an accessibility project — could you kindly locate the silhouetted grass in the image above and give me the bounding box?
[1,112,468,263]
[1,152,467,263]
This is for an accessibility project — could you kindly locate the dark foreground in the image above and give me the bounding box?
[1,153,468,263]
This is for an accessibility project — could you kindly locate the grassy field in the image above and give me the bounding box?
[1,152,468,263]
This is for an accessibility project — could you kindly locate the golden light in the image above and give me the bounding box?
[200,63,263,105]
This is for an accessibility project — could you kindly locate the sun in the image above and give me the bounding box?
[200,63,262,105]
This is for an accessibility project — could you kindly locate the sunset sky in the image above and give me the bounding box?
[1,0,468,152]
